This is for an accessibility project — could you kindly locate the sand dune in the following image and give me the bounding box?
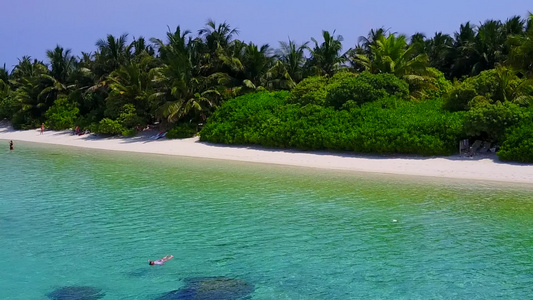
[1,122,532,184]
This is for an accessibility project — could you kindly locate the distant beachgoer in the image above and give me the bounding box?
[75,126,80,135]
[40,123,44,135]
[148,254,173,265]
[9,140,13,151]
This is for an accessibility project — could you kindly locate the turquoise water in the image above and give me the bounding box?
[1,141,532,299]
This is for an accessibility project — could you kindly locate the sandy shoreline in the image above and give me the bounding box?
[1,122,533,184]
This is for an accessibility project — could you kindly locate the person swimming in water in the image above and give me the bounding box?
[148,254,173,265]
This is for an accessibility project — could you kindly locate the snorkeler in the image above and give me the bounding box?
[148,254,173,265]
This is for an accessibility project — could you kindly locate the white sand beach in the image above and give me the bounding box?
[1,122,533,184]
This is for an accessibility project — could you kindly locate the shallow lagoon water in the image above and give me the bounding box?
[1,141,532,299]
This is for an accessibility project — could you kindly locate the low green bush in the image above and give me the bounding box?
[444,68,529,111]
[463,102,528,142]
[44,97,79,130]
[325,71,409,109]
[167,123,197,139]
[0,94,17,120]
[498,123,533,163]
[286,76,328,106]
[201,91,464,156]
[96,118,125,135]
[201,91,289,144]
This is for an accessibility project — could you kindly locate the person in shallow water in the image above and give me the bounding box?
[9,140,13,150]
[148,254,173,265]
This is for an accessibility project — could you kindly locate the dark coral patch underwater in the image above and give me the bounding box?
[155,276,254,300]
[46,286,105,300]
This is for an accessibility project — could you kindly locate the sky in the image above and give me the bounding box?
[0,0,531,71]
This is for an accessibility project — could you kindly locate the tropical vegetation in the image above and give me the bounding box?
[1,13,533,162]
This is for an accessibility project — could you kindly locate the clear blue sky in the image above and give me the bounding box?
[0,0,531,70]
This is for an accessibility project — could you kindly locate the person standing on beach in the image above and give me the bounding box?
[9,140,13,151]
[40,123,44,135]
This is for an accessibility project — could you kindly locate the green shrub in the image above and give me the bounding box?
[96,118,125,135]
[0,93,17,120]
[463,102,528,142]
[326,77,380,108]
[44,97,79,130]
[328,71,357,84]
[325,71,409,109]
[498,123,533,163]
[117,104,143,129]
[444,83,478,111]
[167,123,197,139]
[201,90,464,156]
[465,69,501,99]
[121,128,137,137]
[286,76,328,106]
[408,68,453,99]
[201,91,289,144]
[444,68,526,111]
[428,68,453,98]
[357,72,409,99]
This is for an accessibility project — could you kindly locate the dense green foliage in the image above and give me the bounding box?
[166,123,197,139]
[463,102,527,141]
[202,92,463,155]
[44,97,79,130]
[326,72,409,108]
[286,72,409,109]
[2,13,533,162]
[286,76,328,106]
[445,67,533,111]
[499,123,533,162]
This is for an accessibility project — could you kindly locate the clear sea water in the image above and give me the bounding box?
[0,141,532,300]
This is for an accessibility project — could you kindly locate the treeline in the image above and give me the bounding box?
[1,14,533,161]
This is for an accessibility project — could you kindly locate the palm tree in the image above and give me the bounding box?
[198,19,239,53]
[151,26,221,127]
[409,32,427,57]
[353,33,429,77]
[11,56,46,81]
[46,45,76,84]
[358,28,388,54]
[450,22,477,78]
[308,30,345,76]
[105,56,158,124]
[94,33,131,76]
[263,61,296,90]
[426,32,454,76]
[39,45,78,102]
[0,64,9,84]
[494,65,533,104]
[129,36,155,59]
[10,58,51,127]
[240,42,274,87]
[471,20,506,74]
[0,66,16,119]
[276,38,308,83]
[508,13,533,77]
[151,26,192,62]
[503,16,526,36]
[353,33,433,98]
[153,60,219,126]
[347,28,388,72]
